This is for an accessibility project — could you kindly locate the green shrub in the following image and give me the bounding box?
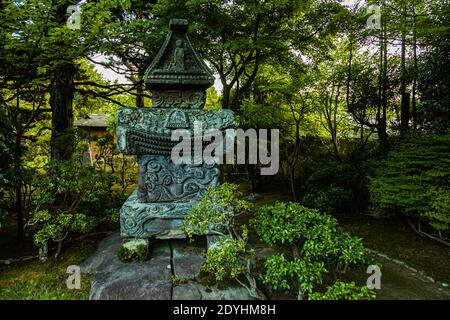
[308,281,376,300]
[183,183,252,239]
[369,135,450,233]
[183,183,264,299]
[186,187,374,300]
[252,202,334,246]
[28,160,121,258]
[202,229,253,282]
[305,161,359,195]
[252,201,373,299]
[32,209,96,247]
[262,253,325,297]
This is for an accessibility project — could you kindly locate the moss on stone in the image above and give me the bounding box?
[117,239,148,263]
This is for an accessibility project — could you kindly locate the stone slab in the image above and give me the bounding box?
[173,281,254,300]
[89,259,173,300]
[84,232,254,300]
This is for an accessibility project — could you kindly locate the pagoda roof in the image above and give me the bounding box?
[144,19,214,90]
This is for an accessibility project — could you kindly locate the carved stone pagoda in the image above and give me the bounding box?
[117,19,235,240]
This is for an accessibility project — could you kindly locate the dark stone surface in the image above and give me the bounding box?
[89,259,172,300]
[172,239,206,280]
[83,232,172,300]
[80,231,122,274]
[83,232,253,300]
[173,281,253,300]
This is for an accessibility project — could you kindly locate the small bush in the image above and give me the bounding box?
[183,183,264,299]
[32,210,96,253]
[28,160,121,258]
[308,281,376,300]
[262,253,325,296]
[252,201,373,299]
[202,230,253,282]
[369,135,450,234]
[183,183,252,238]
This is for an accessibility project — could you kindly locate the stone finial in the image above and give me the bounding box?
[144,19,214,92]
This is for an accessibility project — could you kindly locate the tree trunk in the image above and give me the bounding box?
[381,30,388,151]
[49,1,78,160]
[13,90,23,243]
[401,92,410,134]
[136,79,145,108]
[346,34,354,111]
[221,84,230,110]
[412,8,418,132]
[378,8,388,153]
[15,126,23,243]
[50,63,76,160]
[332,86,341,160]
[400,5,409,134]
[289,121,300,201]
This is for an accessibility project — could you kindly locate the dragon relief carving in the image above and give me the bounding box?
[137,155,219,203]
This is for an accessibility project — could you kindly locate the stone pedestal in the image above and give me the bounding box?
[120,190,197,239]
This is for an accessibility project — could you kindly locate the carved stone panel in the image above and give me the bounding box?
[137,155,219,203]
[116,107,235,156]
[152,90,206,109]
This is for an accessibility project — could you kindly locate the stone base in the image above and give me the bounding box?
[82,232,254,300]
[120,189,197,239]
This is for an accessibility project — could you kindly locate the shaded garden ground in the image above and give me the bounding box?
[0,186,449,300]
[339,215,450,285]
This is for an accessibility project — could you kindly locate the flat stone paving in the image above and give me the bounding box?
[81,232,252,300]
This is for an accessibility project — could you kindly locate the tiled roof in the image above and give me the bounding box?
[74,114,109,128]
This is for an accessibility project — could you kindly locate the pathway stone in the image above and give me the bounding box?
[82,231,253,300]
[171,239,205,280]
[173,281,253,300]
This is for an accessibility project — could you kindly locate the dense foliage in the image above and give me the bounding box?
[185,185,375,300]
[369,135,450,236]
[27,160,122,259]
[183,183,252,239]
[308,281,375,300]
[183,184,263,299]
[252,201,373,299]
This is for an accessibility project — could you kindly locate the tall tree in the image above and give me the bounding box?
[153,0,345,113]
